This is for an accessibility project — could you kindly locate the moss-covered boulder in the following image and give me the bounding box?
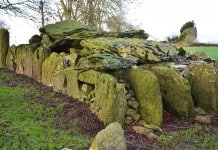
[41,52,63,86]
[32,47,50,82]
[94,77,126,126]
[183,63,218,113]
[77,54,136,70]
[90,122,126,150]
[151,67,194,118]
[0,28,9,67]
[123,69,163,127]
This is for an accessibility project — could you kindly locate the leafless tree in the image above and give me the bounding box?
[0,0,56,27]
[58,0,136,31]
[106,13,140,32]
[0,20,9,29]
[0,0,139,30]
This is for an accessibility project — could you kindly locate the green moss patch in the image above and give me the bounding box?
[184,64,218,113]
[151,67,194,118]
[124,69,163,127]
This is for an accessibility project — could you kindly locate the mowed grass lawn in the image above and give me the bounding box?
[184,46,218,60]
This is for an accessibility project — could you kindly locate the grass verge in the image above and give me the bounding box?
[0,70,91,150]
[154,125,218,149]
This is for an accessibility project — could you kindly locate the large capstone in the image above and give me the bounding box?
[123,69,163,127]
[39,20,90,40]
[0,28,9,67]
[77,53,136,70]
[90,122,126,150]
[151,67,194,118]
[79,38,165,63]
[183,63,218,113]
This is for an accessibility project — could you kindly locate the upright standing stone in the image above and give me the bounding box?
[151,67,194,118]
[184,63,218,113]
[41,52,63,86]
[124,69,163,127]
[0,28,9,67]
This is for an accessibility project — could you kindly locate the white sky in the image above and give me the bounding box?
[2,15,39,45]
[127,0,218,43]
[3,0,218,45]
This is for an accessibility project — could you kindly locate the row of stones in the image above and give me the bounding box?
[2,24,218,128]
[5,42,218,127]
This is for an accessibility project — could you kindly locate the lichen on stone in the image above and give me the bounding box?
[41,52,64,86]
[32,46,50,82]
[91,71,127,126]
[183,63,218,113]
[77,53,136,70]
[151,66,194,118]
[90,122,126,150]
[123,69,163,127]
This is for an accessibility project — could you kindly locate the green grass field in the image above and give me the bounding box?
[0,70,91,149]
[184,46,218,60]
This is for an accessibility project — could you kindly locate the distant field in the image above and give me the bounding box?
[184,46,218,60]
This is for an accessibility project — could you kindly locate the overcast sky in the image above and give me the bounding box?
[3,0,218,45]
[127,0,218,43]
